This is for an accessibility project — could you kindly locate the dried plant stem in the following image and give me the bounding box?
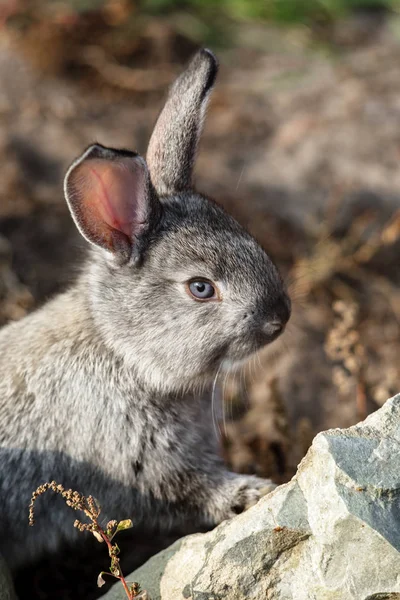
[98,527,132,598]
[29,481,140,600]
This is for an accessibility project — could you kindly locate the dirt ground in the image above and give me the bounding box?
[1,6,400,599]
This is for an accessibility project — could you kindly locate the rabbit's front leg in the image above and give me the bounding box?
[201,470,276,525]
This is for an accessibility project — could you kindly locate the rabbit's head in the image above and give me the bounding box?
[64,49,290,393]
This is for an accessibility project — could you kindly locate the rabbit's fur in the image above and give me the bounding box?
[0,49,290,568]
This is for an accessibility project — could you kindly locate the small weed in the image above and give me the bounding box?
[29,481,147,600]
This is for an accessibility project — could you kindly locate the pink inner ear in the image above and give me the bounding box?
[67,155,149,253]
[87,165,132,237]
[84,158,145,238]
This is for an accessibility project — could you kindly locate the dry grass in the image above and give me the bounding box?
[29,481,147,600]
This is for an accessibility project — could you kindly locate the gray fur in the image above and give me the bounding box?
[147,48,217,195]
[0,49,290,569]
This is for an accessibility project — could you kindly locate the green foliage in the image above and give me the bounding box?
[40,0,400,23]
[140,0,400,24]
[61,0,108,12]
[25,0,400,52]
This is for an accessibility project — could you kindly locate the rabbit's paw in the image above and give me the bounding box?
[209,474,276,523]
[229,475,275,514]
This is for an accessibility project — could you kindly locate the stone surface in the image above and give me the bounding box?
[103,395,400,600]
[0,554,17,600]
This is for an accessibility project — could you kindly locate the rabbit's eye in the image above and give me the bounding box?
[186,279,218,301]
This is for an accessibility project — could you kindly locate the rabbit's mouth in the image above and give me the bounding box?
[222,325,286,366]
[207,335,280,374]
[216,347,262,375]
[220,356,251,372]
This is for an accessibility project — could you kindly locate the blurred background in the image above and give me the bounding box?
[1,0,400,597]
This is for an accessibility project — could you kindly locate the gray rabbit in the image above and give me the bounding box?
[0,49,290,569]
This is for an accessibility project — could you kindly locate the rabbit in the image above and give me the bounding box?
[0,48,291,570]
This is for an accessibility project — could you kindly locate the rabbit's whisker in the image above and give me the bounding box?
[221,367,230,438]
[235,167,245,191]
[211,362,223,442]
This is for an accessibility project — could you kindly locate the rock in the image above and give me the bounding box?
[0,554,17,600]
[103,395,400,600]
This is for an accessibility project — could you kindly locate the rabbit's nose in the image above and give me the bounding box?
[262,320,284,339]
[267,295,291,330]
[267,320,284,334]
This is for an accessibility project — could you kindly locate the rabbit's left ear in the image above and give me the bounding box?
[147,49,218,196]
[64,144,161,262]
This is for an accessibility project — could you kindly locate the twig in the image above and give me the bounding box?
[29,481,141,599]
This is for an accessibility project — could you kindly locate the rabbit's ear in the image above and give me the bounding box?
[147,48,218,195]
[64,144,160,262]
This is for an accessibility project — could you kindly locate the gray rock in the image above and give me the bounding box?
[103,395,400,600]
[0,554,17,600]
